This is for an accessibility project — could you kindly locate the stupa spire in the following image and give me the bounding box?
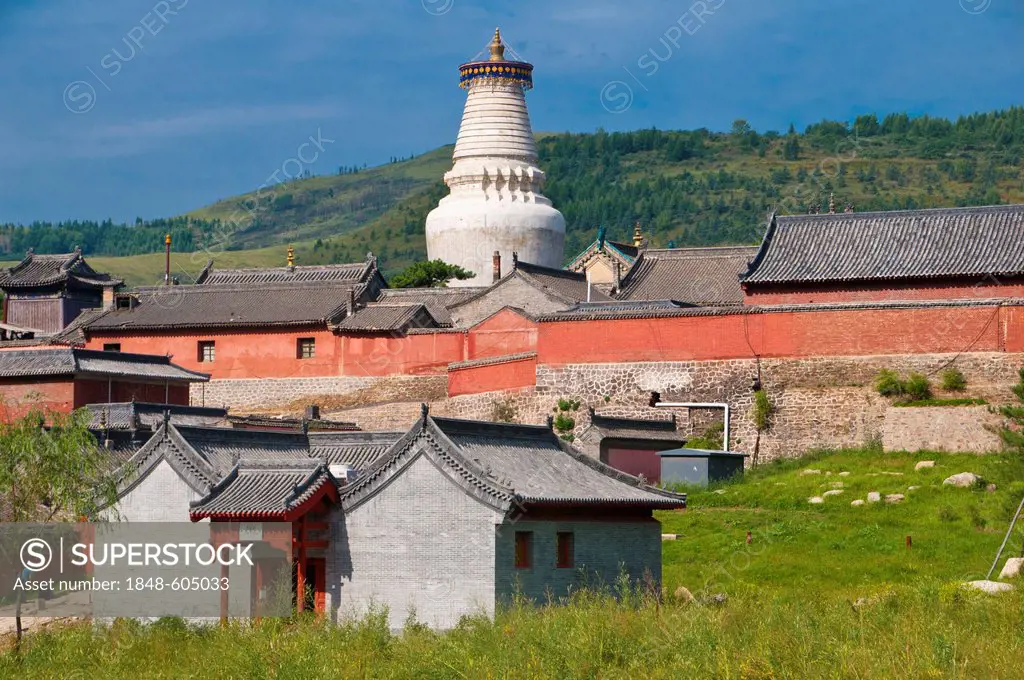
[489,28,505,61]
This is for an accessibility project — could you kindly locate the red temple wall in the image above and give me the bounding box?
[448,356,537,397]
[85,328,340,380]
[341,332,466,376]
[537,305,1014,365]
[0,379,75,420]
[467,309,538,360]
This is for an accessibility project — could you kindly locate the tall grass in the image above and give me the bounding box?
[1,585,1022,679]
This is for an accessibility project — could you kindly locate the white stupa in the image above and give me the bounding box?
[425,28,566,287]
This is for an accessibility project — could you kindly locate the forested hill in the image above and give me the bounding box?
[4,107,1024,280]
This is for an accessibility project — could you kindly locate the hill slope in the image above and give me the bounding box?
[5,108,1024,285]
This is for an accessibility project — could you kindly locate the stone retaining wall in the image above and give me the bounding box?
[882,405,1003,453]
[191,352,1022,461]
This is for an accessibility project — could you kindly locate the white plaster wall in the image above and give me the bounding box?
[327,451,504,630]
[113,460,203,523]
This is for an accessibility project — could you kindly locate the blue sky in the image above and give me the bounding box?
[0,0,1020,224]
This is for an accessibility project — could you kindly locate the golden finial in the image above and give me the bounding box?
[287,244,295,267]
[165,233,171,246]
[489,27,505,61]
[633,221,643,248]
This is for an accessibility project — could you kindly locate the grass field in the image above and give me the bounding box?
[3,445,1023,678]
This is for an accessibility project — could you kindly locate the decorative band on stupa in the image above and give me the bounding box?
[458,28,533,90]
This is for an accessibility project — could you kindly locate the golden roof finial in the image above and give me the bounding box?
[489,27,505,61]
[287,244,295,267]
[633,221,643,248]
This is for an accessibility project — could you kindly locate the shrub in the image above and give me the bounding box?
[903,373,932,401]
[553,413,576,433]
[938,505,960,523]
[941,368,967,392]
[875,369,904,397]
[753,390,773,431]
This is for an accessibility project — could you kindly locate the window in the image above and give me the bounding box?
[198,341,215,363]
[297,337,316,359]
[103,343,121,352]
[514,531,533,569]
[556,532,575,569]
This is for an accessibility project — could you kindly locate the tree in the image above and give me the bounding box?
[389,259,474,288]
[0,407,121,641]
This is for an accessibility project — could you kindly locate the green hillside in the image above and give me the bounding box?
[6,108,1024,286]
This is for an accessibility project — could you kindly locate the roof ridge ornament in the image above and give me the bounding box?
[421,402,430,418]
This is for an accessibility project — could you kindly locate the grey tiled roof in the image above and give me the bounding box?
[189,459,336,519]
[742,205,1024,285]
[514,261,613,303]
[341,411,685,513]
[308,431,403,470]
[226,415,359,432]
[0,249,123,290]
[618,246,758,305]
[174,425,313,476]
[585,412,685,443]
[376,287,487,325]
[0,348,209,382]
[87,402,228,430]
[336,304,441,331]
[113,424,220,499]
[198,262,368,286]
[86,282,353,331]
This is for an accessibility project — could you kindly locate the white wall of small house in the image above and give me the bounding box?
[327,449,505,630]
[112,459,204,522]
[493,518,663,604]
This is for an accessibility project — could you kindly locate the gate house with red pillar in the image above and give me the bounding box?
[190,459,339,614]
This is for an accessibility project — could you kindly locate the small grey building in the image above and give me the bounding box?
[658,448,748,487]
[329,407,686,630]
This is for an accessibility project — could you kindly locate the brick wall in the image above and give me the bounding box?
[328,453,504,630]
[494,518,663,604]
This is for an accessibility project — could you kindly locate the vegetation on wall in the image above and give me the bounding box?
[941,367,968,392]
[874,369,933,402]
[552,398,580,441]
[997,367,1024,453]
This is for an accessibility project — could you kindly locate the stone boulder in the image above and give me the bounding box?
[808,496,825,504]
[885,494,905,504]
[986,483,998,493]
[867,492,881,503]
[661,534,678,541]
[914,460,935,471]
[673,586,694,603]
[823,489,844,497]
[1000,557,1024,580]
[800,469,822,476]
[838,471,850,477]
[851,499,865,506]
[943,472,982,488]
[966,580,1015,594]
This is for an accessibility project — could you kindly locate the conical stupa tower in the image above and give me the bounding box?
[426,28,565,286]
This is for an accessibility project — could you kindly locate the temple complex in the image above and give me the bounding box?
[425,29,565,286]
